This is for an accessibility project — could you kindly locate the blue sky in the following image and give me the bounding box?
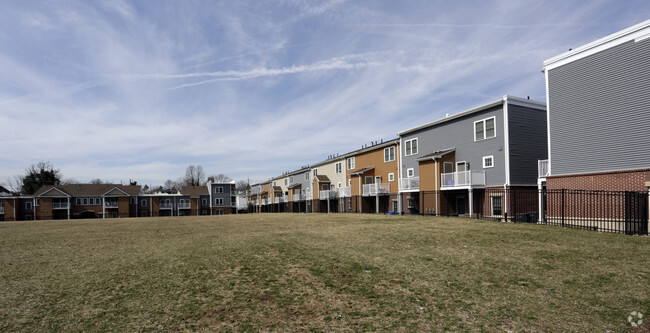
[1,0,648,187]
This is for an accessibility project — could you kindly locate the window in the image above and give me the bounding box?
[365,176,373,184]
[305,172,309,181]
[335,162,342,173]
[216,209,224,215]
[405,138,418,156]
[491,196,503,216]
[348,200,352,210]
[290,176,294,183]
[388,173,394,182]
[443,162,453,173]
[330,184,335,190]
[392,200,398,213]
[407,197,414,208]
[273,181,276,187]
[216,186,223,193]
[313,169,317,176]
[483,155,494,168]
[215,198,223,205]
[347,157,355,170]
[76,198,82,205]
[348,179,351,186]
[202,198,207,206]
[407,168,414,177]
[375,176,381,183]
[83,198,88,205]
[130,197,136,204]
[141,199,147,207]
[284,179,288,185]
[25,201,32,210]
[35,199,40,206]
[474,117,496,141]
[322,184,328,191]
[384,147,395,162]
[338,182,341,188]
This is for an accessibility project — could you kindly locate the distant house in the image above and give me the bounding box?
[397,96,547,217]
[32,184,141,219]
[310,155,347,213]
[541,20,650,192]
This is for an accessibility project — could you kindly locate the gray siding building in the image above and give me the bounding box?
[543,20,650,191]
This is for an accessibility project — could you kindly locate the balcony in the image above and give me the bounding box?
[104,201,119,208]
[262,198,269,205]
[339,187,351,198]
[362,183,391,196]
[160,202,173,209]
[440,171,485,189]
[399,177,420,191]
[292,193,301,202]
[178,202,191,209]
[53,202,69,209]
[538,159,549,178]
[250,185,263,195]
[319,190,338,200]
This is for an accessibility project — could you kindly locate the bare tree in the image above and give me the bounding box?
[21,162,62,195]
[209,173,233,183]
[90,178,104,184]
[164,179,180,192]
[235,180,250,194]
[4,175,24,193]
[183,165,206,186]
[60,178,79,185]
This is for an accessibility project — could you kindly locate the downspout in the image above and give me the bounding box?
[102,196,105,219]
[435,158,439,216]
[503,96,510,220]
[398,137,403,214]
[67,197,70,220]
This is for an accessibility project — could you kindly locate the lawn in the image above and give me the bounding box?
[0,214,648,332]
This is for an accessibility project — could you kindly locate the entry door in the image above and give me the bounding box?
[456,197,466,215]
[456,161,467,185]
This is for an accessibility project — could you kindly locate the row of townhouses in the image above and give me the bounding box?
[249,20,650,231]
[0,181,247,221]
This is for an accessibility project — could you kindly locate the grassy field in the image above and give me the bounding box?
[0,214,648,332]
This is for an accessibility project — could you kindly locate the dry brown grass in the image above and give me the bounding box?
[0,213,648,332]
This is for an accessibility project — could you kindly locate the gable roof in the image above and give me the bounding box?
[35,186,71,197]
[315,175,331,182]
[181,186,209,198]
[33,184,141,197]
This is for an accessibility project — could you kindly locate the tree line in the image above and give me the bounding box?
[2,162,251,195]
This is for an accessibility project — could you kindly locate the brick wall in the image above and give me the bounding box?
[546,168,650,191]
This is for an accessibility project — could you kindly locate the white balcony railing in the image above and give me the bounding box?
[104,201,119,208]
[160,202,173,209]
[319,190,338,200]
[399,177,420,191]
[339,187,351,198]
[274,197,279,204]
[262,198,269,205]
[538,159,549,178]
[292,193,301,202]
[282,195,288,202]
[52,202,70,209]
[362,183,391,196]
[178,202,191,209]
[440,171,486,188]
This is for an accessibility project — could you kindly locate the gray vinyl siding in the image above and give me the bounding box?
[211,184,233,206]
[199,195,210,208]
[507,104,548,184]
[400,105,507,186]
[548,38,650,175]
[289,170,312,196]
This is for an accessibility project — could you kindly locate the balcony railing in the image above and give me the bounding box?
[399,177,420,191]
[262,198,269,205]
[339,187,351,198]
[319,190,338,200]
[282,195,288,202]
[160,203,173,209]
[104,201,119,208]
[52,202,70,209]
[538,159,549,178]
[250,185,263,195]
[292,193,301,202]
[440,171,486,189]
[362,183,391,196]
[178,202,191,209]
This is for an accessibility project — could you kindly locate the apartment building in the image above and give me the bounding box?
[32,184,141,219]
[343,139,400,214]
[397,96,547,217]
[310,155,347,213]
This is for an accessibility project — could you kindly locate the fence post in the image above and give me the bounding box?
[560,189,564,227]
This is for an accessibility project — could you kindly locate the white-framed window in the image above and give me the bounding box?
[407,197,414,208]
[338,182,341,188]
[491,196,503,216]
[83,198,88,205]
[25,201,33,210]
[313,169,317,177]
[388,173,394,182]
[347,157,355,170]
[305,172,309,181]
[76,198,82,205]
[407,168,414,177]
[335,162,342,173]
[215,198,223,205]
[483,155,494,168]
[201,198,207,206]
[322,184,328,191]
[348,179,351,186]
[443,162,453,173]
[35,199,40,206]
[216,209,224,215]
[404,138,418,156]
[284,179,288,185]
[273,181,276,187]
[474,117,496,141]
[365,176,373,184]
[290,176,294,183]
[384,146,395,162]
[216,186,223,193]
[141,199,147,207]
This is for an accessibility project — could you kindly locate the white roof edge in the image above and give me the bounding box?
[397,96,545,136]
[543,20,650,69]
